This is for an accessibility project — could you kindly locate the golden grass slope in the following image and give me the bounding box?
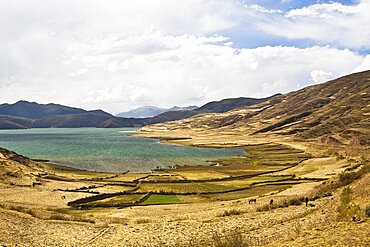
[138,70,370,159]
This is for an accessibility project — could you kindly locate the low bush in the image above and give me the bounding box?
[49,214,69,221]
[136,218,150,224]
[256,204,272,212]
[218,209,243,217]
[256,197,305,212]
[285,197,304,206]
[212,229,246,247]
[336,187,362,221]
[365,205,370,217]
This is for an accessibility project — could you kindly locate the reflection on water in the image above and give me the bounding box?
[0,128,244,173]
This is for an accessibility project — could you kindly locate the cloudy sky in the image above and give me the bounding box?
[0,0,369,114]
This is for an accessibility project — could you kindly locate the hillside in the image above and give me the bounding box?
[0,101,88,119]
[196,95,281,113]
[140,95,279,125]
[0,101,115,129]
[139,71,370,155]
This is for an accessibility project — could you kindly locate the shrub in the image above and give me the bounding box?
[365,205,370,217]
[338,172,360,186]
[212,229,246,247]
[336,187,362,221]
[278,197,305,208]
[256,197,305,212]
[136,218,150,224]
[287,197,304,206]
[256,204,272,212]
[218,209,243,217]
[49,214,69,221]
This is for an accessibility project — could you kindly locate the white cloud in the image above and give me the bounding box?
[310,69,334,83]
[255,1,370,49]
[245,4,283,14]
[353,54,370,72]
[2,30,368,113]
[0,0,369,114]
[84,84,148,104]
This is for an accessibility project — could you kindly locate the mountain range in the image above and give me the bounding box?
[116,105,198,118]
[141,70,370,146]
[0,96,275,129]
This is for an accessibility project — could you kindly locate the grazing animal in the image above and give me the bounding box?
[269,199,274,205]
[249,198,257,204]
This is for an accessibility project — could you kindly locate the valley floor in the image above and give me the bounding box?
[0,132,369,246]
[0,174,369,246]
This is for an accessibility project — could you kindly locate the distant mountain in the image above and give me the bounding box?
[116,105,198,118]
[145,95,280,124]
[0,95,276,129]
[0,101,87,119]
[0,101,116,129]
[116,106,166,118]
[169,105,198,111]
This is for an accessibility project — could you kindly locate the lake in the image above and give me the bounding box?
[0,128,243,173]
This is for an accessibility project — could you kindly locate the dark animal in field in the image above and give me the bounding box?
[269,199,274,205]
[61,196,66,200]
[249,198,257,204]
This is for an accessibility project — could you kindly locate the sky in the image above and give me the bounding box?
[0,0,369,114]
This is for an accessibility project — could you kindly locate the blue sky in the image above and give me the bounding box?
[221,0,369,53]
[0,0,369,113]
[251,0,357,10]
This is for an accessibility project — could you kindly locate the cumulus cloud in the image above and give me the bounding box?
[310,69,334,83]
[255,1,370,49]
[0,0,369,113]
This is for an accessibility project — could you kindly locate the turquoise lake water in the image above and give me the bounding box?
[0,128,243,173]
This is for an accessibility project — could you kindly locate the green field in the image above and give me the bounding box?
[141,195,182,205]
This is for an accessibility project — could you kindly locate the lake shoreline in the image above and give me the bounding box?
[0,128,244,174]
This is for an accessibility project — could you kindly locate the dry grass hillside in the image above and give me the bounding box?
[139,70,370,158]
